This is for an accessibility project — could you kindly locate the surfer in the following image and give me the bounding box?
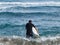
[26,20,35,38]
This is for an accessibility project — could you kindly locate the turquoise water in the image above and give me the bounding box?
[0,2,60,37]
[0,1,60,45]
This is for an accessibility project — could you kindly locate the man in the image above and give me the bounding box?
[26,20,35,38]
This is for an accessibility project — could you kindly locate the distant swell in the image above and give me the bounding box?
[0,2,60,13]
[0,12,59,16]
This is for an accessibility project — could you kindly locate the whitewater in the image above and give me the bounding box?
[1,2,60,6]
[0,36,60,45]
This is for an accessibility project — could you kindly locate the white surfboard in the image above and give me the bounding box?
[32,27,40,38]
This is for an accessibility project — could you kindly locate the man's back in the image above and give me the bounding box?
[25,20,35,38]
[26,23,33,33]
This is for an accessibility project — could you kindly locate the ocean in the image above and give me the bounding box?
[0,1,60,45]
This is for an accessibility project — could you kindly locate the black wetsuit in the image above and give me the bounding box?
[26,22,35,38]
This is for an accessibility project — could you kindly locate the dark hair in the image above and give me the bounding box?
[29,20,32,22]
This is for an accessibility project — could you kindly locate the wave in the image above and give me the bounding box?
[0,9,59,14]
[0,2,60,7]
[0,2,60,8]
[0,12,60,17]
[0,35,60,45]
[0,11,58,14]
[0,12,59,17]
[0,23,25,29]
[0,11,50,14]
[0,2,60,13]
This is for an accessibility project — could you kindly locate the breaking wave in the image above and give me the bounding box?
[0,35,60,45]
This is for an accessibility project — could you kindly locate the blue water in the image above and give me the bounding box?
[0,2,60,37]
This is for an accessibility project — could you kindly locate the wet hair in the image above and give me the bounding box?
[29,20,32,23]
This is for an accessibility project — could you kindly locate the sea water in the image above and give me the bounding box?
[0,1,60,45]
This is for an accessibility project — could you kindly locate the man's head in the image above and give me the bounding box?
[29,20,32,23]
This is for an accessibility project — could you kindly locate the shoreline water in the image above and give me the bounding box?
[0,36,60,45]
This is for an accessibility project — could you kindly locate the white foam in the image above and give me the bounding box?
[0,35,60,42]
[0,2,60,7]
[40,36,60,41]
[0,35,60,45]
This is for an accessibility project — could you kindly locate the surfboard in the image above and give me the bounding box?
[32,27,40,38]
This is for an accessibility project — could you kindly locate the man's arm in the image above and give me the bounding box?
[32,24,35,27]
